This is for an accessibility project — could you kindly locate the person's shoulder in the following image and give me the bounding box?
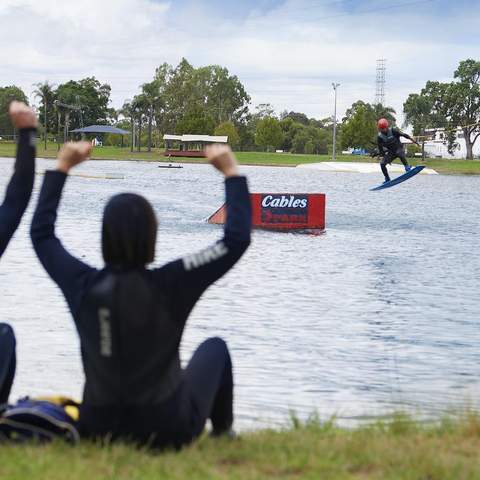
[392,126,401,135]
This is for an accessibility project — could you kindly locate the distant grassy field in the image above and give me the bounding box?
[1,142,479,175]
[0,413,479,479]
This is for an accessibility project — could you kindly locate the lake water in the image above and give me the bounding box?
[1,157,479,429]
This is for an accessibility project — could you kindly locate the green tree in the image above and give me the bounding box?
[291,127,309,153]
[372,103,396,124]
[255,117,284,151]
[120,100,137,152]
[304,140,315,154]
[176,105,215,135]
[280,110,310,125]
[280,117,305,151]
[152,63,170,139]
[33,81,56,149]
[131,94,149,151]
[214,121,240,148]
[141,79,162,152]
[161,59,250,132]
[341,102,377,150]
[54,77,111,139]
[404,60,480,159]
[290,125,329,154]
[403,93,434,136]
[253,104,275,120]
[306,125,329,154]
[237,116,256,151]
[0,85,28,138]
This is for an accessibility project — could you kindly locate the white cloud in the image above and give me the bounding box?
[0,0,477,122]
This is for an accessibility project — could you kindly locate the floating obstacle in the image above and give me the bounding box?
[36,170,125,180]
[208,193,326,233]
[158,163,183,169]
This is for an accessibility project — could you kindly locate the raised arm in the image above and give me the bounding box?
[0,102,37,258]
[30,142,96,311]
[397,128,421,146]
[155,145,251,308]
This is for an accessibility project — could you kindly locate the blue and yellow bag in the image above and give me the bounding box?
[0,396,80,444]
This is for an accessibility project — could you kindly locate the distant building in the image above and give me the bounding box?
[163,134,228,158]
[422,128,480,159]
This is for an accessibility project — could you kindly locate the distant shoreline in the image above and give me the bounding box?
[1,143,479,175]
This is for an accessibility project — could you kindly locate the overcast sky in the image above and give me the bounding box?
[0,0,478,122]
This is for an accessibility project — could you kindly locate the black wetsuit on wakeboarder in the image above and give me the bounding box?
[30,171,251,448]
[377,127,412,182]
[0,128,36,405]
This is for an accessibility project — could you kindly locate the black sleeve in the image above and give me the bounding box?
[392,127,406,139]
[153,175,251,317]
[30,170,96,313]
[397,130,412,140]
[0,128,36,258]
[377,136,384,154]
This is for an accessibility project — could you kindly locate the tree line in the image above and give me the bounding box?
[1,58,478,158]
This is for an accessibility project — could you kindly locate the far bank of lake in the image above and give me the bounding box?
[1,142,479,175]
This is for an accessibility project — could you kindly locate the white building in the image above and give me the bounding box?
[422,128,480,159]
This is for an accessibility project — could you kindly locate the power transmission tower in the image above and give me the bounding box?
[375,59,386,106]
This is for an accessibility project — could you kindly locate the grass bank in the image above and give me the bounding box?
[1,142,479,175]
[1,414,480,479]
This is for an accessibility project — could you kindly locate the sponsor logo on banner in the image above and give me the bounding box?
[261,194,308,224]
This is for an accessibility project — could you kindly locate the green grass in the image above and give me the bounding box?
[1,142,479,175]
[1,413,480,479]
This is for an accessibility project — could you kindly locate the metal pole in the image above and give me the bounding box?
[44,98,47,151]
[332,83,340,161]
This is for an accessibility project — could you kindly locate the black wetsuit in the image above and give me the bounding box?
[377,127,410,181]
[0,129,36,405]
[30,171,251,448]
[0,128,36,258]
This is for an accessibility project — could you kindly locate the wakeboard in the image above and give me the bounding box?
[370,166,425,191]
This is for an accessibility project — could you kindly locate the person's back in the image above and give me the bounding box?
[78,270,183,405]
[31,143,251,447]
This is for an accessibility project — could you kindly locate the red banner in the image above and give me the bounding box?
[208,193,326,233]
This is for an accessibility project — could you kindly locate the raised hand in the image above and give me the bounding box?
[57,142,92,174]
[205,144,239,178]
[9,101,37,130]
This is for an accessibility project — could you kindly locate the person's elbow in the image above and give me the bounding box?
[29,215,48,251]
[226,235,251,257]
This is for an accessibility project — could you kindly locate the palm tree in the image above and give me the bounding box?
[33,81,55,150]
[131,94,149,152]
[141,80,161,152]
[372,103,396,124]
[121,100,135,152]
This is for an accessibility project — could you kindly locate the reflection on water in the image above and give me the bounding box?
[1,157,479,429]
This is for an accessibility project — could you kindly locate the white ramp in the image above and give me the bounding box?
[297,162,438,175]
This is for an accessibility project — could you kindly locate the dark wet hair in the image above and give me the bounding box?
[102,193,157,268]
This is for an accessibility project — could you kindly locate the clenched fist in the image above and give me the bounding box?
[9,101,37,129]
[57,142,92,173]
[205,144,239,178]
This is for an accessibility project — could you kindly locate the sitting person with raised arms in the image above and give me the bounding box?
[0,102,37,406]
[30,142,251,448]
